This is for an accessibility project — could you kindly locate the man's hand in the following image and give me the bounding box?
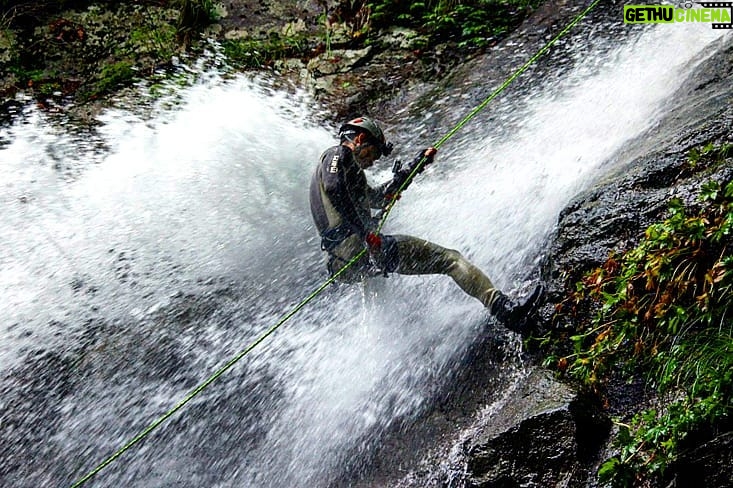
[365,232,382,252]
[413,146,437,174]
[381,146,438,205]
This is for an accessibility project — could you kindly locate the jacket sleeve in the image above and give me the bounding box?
[341,160,378,234]
[365,182,387,209]
[369,152,429,207]
[320,147,375,237]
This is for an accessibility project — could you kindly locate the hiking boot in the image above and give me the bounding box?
[490,283,545,334]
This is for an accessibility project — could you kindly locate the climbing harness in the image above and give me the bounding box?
[320,223,354,252]
[69,1,601,486]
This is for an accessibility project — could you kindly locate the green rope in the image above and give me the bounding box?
[377,0,601,232]
[68,250,368,488]
[69,2,600,486]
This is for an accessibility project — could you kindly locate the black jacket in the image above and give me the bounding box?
[310,145,389,243]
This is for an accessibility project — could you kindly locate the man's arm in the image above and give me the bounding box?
[370,147,438,207]
[321,147,375,237]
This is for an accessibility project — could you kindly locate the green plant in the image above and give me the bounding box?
[598,327,732,486]
[93,60,135,95]
[221,33,309,69]
[550,144,733,486]
[173,0,220,42]
[1,7,15,30]
[129,21,177,60]
[367,0,541,49]
[688,141,733,169]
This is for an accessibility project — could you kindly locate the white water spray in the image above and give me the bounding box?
[0,21,728,488]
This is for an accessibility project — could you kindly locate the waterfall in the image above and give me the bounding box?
[0,20,728,488]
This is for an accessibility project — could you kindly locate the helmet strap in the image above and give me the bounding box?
[339,128,358,144]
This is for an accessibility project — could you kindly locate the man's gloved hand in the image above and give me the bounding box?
[382,147,438,206]
[365,232,382,252]
[411,146,437,174]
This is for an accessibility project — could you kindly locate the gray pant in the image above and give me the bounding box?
[327,234,499,308]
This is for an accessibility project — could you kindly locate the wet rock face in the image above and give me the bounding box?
[528,34,733,488]
[462,370,583,488]
[538,38,733,330]
[466,408,577,487]
[381,13,733,488]
[392,368,610,488]
[669,430,733,488]
[0,350,74,485]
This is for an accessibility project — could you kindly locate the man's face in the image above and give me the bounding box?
[354,139,381,169]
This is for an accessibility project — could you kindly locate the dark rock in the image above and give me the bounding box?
[392,369,610,488]
[668,431,733,488]
[462,370,603,488]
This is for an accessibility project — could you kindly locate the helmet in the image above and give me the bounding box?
[339,116,393,157]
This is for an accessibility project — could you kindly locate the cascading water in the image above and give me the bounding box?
[1,16,729,488]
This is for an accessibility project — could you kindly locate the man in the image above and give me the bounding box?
[309,116,543,333]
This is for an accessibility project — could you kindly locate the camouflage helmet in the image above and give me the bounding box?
[339,116,393,157]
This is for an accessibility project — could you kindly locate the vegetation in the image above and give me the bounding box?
[172,0,220,43]
[0,1,221,102]
[544,143,733,486]
[367,0,543,48]
[1,0,545,102]
[221,34,311,69]
[218,0,544,70]
[92,60,135,94]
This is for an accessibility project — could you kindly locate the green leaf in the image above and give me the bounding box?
[598,457,620,482]
[699,180,720,202]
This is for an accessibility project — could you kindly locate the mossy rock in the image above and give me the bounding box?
[2,1,183,102]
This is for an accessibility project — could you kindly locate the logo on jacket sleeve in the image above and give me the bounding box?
[329,153,340,173]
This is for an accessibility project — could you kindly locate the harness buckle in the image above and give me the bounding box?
[320,224,353,252]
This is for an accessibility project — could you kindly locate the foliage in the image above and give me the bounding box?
[596,326,732,487]
[0,2,188,101]
[221,33,309,69]
[366,0,542,48]
[172,0,220,42]
[93,59,134,94]
[1,0,543,101]
[548,144,733,486]
[128,21,177,60]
